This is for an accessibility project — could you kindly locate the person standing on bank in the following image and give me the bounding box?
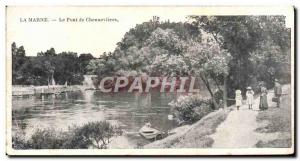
[259,82,268,110]
[246,87,254,109]
[274,79,282,108]
[235,89,242,110]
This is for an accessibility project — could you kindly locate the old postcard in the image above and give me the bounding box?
[6,6,294,156]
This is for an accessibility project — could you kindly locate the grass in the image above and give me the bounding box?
[145,109,231,148]
[255,86,292,148]
[256,139,292,148]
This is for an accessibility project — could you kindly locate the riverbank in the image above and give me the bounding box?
[145,108,232,148]
[145,84,292,149]
[12,85,83,96]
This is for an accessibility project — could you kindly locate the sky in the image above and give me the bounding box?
[6,6,293,57]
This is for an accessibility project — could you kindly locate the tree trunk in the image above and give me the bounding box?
[47,76,50,87]
[211,75,222,91]
[199,74,218,109]
[223,74,227,108]
[51,73,55,86]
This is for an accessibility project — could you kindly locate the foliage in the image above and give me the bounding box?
[12,43,88,85]
[12,15,291,111]
[150,54,189,76]
[29,128,66,149]
[86,58,117,77]
[188,16,291,98]
[84,16,290,109]
[12,134,29,149]
[12,121,122,149]
[11,16,292,148]
[78,53,94,74]
[249,39,291,88]
[67,121,123,149]
[169,95,213,124]
[85,20,201,81]
[12,43,28,85]
[145,28,185,55]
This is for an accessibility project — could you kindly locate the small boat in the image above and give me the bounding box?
[139,125,162,140]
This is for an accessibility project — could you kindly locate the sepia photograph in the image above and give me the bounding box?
[5,6,294,156]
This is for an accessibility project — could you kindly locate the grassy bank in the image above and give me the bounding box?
[145,108,231,148]
[255,85,292,148]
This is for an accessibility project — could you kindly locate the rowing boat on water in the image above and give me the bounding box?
[139,126,162,140]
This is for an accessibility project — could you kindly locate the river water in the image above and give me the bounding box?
[12,90,186,148]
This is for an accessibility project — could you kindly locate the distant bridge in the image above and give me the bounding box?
[12,85,82,96]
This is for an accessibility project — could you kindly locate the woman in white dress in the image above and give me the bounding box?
[235,89,242,110]
[246,87,254,109]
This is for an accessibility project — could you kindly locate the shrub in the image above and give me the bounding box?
[67,121,123,149]
[169,95,213,124]
[12,121,123,149]
[29,128,66,149]
[12,134,29,149]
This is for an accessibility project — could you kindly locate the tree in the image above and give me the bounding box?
[11,42,95,86]
[150,54,189,76]
[141,27,192,76]
[86,55,117,87]
[12,43,28,84]
[144,27,230,108]
[36,48,57,85]
[53,52,83,85]
[145,28,185,55]
[11,42,17,56]
[188,16,291,100]
[79,53,94,74]
[183,31,231,108]
[37,47,56,57]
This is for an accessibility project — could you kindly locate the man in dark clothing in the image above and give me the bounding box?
[274,79,282,107]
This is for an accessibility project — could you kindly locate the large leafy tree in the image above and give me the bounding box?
[188,16,291,99]
[143,27,189,76]
[54,52,83,85]
[183,32,231,107]
[12,42,28,84]
[36,48,57,85]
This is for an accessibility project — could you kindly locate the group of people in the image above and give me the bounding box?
[235,79,282,111]
[234,87,254,110]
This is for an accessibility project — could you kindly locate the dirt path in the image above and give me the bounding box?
[210,105,260,148]
[210,86,288,148]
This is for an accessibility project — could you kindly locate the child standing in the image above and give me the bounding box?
[246,87,254,109]
[235,89,242,110]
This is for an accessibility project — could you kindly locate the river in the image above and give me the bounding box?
[12,90,185,148]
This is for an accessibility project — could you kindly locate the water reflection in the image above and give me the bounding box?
[84,90,95,103]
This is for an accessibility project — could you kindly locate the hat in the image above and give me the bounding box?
[247,87,252,90]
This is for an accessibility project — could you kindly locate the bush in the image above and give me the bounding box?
[30,128,66,149]
[169,95,213,124]
[12,121,123,149]
[12,134,29,149]
[66,121,123,149]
